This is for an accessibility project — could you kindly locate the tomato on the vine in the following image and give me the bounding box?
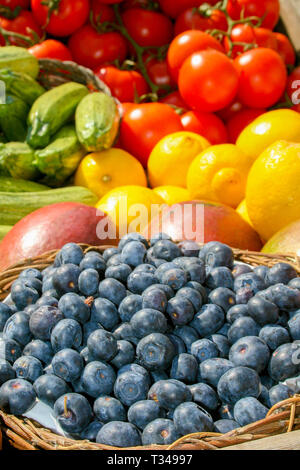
[119,103,183,166]
[144,53,175,95]
[226,0,280,30]
[94,65,149,102]
[121,8,173,47]
[174,8,228,37]
[68,25,128,69]
[234,48,287,108]
[159,91,188,111]
[226,108,266,142]
[224,24,278,57]
[178,49,239,113]
[217,100,245,121]
[0,0,29,9]
[100,0,124,3]
[91,0,115,27]
[158,0,219,18]
[28,39,73,61]
[181,110,228,144]
[167,30,225,82]
[0,10,42,46]
[31,0,90,37]
[274,32,296,66]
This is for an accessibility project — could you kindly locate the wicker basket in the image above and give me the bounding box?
[0,245,300,450]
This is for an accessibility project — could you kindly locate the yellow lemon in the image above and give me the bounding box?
[246,140,300,241]
[96,185,165,237]
[153,186,191,205]
[237,109,300,163]
[74,148,147,199]
[187,144,252,208]
[148,131,210,188]
[236,199,253,228]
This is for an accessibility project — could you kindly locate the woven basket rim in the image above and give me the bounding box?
[0,244,300,450]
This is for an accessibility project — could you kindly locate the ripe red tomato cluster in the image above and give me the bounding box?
[0,0,298,168]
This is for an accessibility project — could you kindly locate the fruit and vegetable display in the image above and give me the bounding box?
[0,235,300,447]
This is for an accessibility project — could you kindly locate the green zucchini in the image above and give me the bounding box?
[75,92,120,152]
[0,94,29,142]
[0,46,39,78]
[0,225,12,240]
[0,176,49,192]
[0,186,98,225]
[0,142,38,180]
[27,82,89,149]
[0,69,45,105]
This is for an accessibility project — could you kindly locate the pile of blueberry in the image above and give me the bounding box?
[1,233,300,448]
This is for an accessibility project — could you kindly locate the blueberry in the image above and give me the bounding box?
[206,267,234,290]
[110,340,135,369]
[106,254,122,267]
[80,346,95,364]
[227,305,250,324]
[78,269,99,296]
[208,287,236,313]
[119,232,149,250]
[288,312,300,340]
[152,240,181,262]
[10,280,40,311]
[54,393,92,433]
[173,325,199,352]
[268,343,300,382]
[91,298,119,331]
[229,336,270,373]
[178,240,200,257]
[200,358,234,388]
[260,374,275,390]
[59,293,90,324]
[98,278,127,306]
[218,403,235,421]
[53,264,81,295]
[289,278,300,291]
[149,233,172,246]
[258,325,289,352]
[80,253,106,274]
[185,281,208,303]
[56,243,84,266]
[227,317,260,344]
[161,268,188,291]
[19,268,42,281]
[130,308,168,339]
[266,263,298,286]
[144,283,175,300]
[167,334,186,355]
[190,304,225,337]
[235,286,255,304]
[3,312,32,346]
[148,379,192,410]
[81,361,116,397]
[94,396,126,423]
[174,258,206,284]
[0,378,36,415]
[176,287,203,311]
[232,264,253,279]
[36,295,59,309]
[142,418,180,445]
[170,353,198,384]
[199,242,234,269]
[118,295,143,322]
[83,320,102,343]
[166,297,194,326]
[80,420,103,441]
[96,421,141,447]
[87,329,117,362]
[142,288,167,313]
[173,402,214,435]
[51,348,84,382]
[117,363,151,386]
[155,262,177,282]
[128,400,166,430]
[266,284,300,311]
[0,358,15,385]
[105,264,132,284]
[134,263,157,274]
[42,276,56,294]
[189,383,219,411]
[120,241,147,267]
[114,370,149,406]
[191,339,219,363]
[217,366,261,404]
[247,296,279,327]
[214,419,239,433]
[268,384,294,407]
[13,355,43,383]
[253,265,269,282]
[29,306,64,341]
[150,371,168,382]
[0,337,22,363]
[112,322,139,345]
[103,247,119,262]
[209,334,230,359]
[33,374,70,407]
[50,319,82,352]
[0,303,13,332]
[233,397,268,426]
[136,333,175,371]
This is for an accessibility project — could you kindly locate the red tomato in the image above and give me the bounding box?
[121,8,173,47]
[286,67,300,107]
[274,32,296,66]
[159,91,188,111]
[226,0,280,30]
[94,65,149,102]
[158,0,219,18]
[227,108,266,142]
[224,24,278,57]
[0,10,42,46]
[68,25,128,70]
[178,50,239,113]
[234,48,287,108]
[91,0,115,26]
[144,54,175,95]
[119,103,183,166]
[121,0,149,8]
[174,8,228,37]
[0,0,29,8]
[217,100,245,121]
[100,0,124,3]
[167,30,225,83]
[31,0,89,37]
[181,110,228,144]
[28,39,73,61]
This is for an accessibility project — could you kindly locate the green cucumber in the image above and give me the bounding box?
[0,176,49,192]
[0,94,29,142]
[0,46,39,78]
[0,142,38,180]
[0,69,45,105]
